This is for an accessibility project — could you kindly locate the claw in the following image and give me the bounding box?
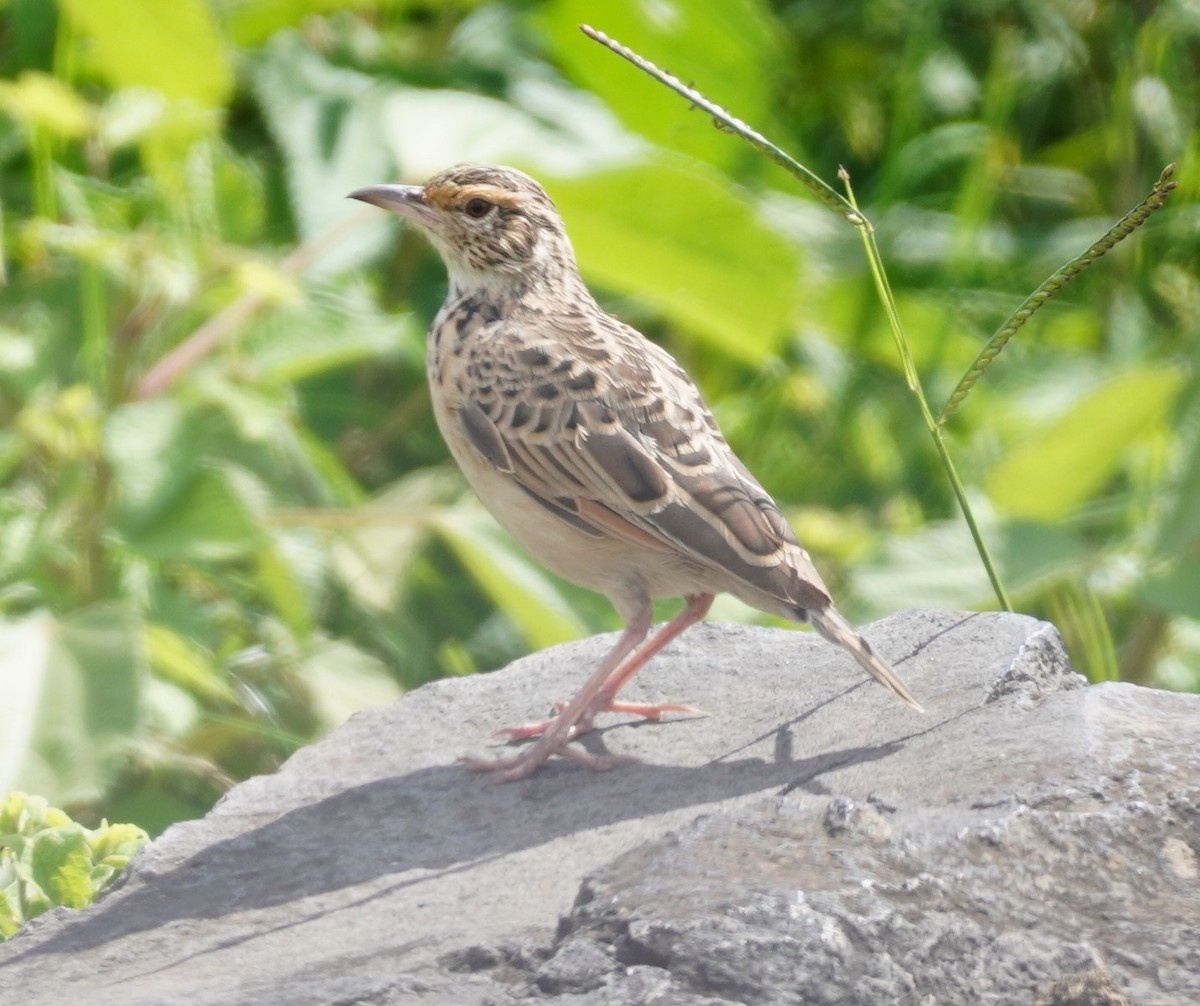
[603,701,705,721]
[463,594,716,781]
[462,740,635,782]
[491,699,701,743]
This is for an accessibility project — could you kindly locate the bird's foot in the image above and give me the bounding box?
[604,700,703,721]
[492,699,703,742]
[465,698,702,782]
[461,732,633,783]
[490,702,572,742]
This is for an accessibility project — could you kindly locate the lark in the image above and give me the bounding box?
[351,165,922,782]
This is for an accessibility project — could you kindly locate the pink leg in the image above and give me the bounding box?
[462,600,653,782]
[495,593,714,740]
[465,594,713,782]
[574,592,714,734]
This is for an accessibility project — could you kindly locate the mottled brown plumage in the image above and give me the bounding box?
[351,165,922,781]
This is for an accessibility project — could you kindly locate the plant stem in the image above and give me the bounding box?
[939,164,1178,425]
[840,171,1012,611]
[581,24,1014,611]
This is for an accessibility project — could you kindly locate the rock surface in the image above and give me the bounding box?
[1,610,1197,1005]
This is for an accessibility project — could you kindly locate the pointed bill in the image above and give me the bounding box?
[348,183,436,227]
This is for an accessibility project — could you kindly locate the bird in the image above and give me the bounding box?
[349,164,922,782]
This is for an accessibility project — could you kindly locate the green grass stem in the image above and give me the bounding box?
[939,164,1178,425]
[581,23,1014,610]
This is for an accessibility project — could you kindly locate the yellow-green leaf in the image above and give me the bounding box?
[432,507,586,649]
[985,367,1185,521]
[30,828,93,910]
[0,72,90,136]
[59,0,232,107]
[538,0,782,170]
[144,623,237,705]
[550,158,800,364]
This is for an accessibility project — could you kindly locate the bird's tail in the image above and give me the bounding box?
[808,607,924,713]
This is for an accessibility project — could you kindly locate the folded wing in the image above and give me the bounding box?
[457,308,832,614]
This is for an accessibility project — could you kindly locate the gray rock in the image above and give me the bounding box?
[1,611,1196,1006]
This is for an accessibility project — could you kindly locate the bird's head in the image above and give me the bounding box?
[350,164,580,298]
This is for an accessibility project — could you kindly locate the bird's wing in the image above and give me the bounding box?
[456,306,831,613]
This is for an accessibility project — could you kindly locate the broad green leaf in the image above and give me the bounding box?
[251,32,395,269]
[104,398,200,526]
[550,159,801,363]
[327,467,464,610]
[432,507,586,649]
[144,623,236,705]
[375,84,639,182]
[87,821,150,869]
[1154,405,1200,556]
[58,0,231,107]
[293,427,369,508]
[537,0,783,171]
[0,797,148,939]
[294,639,403,731]
[854,517,999,614]
[255,538,315,639]
[0,619,49,797]
[245,285,422,384]
[0,606,143,805]
[985,367,1185,521]
[0,884,20,939]
[30,828,92,909]
[122,467,262,562]
[0,71,90,136]
[854,514,1092,614]
[1139,561,1200,621]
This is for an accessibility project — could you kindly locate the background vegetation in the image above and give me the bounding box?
[0,0,1196,836]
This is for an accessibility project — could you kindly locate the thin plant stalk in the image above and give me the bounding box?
[134,208,371,399]
[939,164,1177,424]
[579,25,1016,609]
[578,27,862,224]
[839,170,1012,610]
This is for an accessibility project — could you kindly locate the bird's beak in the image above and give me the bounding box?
[348,183,433,225]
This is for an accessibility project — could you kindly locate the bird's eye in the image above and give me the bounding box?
[464,197,493,219]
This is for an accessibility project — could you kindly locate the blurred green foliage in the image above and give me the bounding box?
[0,790,148,940]
[0,0,1196,834]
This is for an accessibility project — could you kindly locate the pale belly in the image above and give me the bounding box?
[429,391,724,610]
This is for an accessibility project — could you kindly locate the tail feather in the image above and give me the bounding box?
[808,607,924,713]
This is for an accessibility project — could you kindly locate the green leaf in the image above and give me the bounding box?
[30,828,92,910]
[144,623,237,705]
[293,428,369,508]
[245,285,421,384]
[985,367,1185,521]
[294,639,403,732]
[251,32,395,266]
[0,606,143,806]
[1154,410,1200,557]
[1139,561,1200,621]
[327,467,465,610]
[432,506,587,650]
[122,467,263,562]
[550,158,800,364]
[58,0,232,107]
[255,538,315,639]
[538,0,783,171]
[854,515,1093,614]
[87,821,150,868]
[104,398,199,527]
[0,71,90,136]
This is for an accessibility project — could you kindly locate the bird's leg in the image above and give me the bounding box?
[572,592,714,733]
[494,593,714,742]
[463,602,653,781]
